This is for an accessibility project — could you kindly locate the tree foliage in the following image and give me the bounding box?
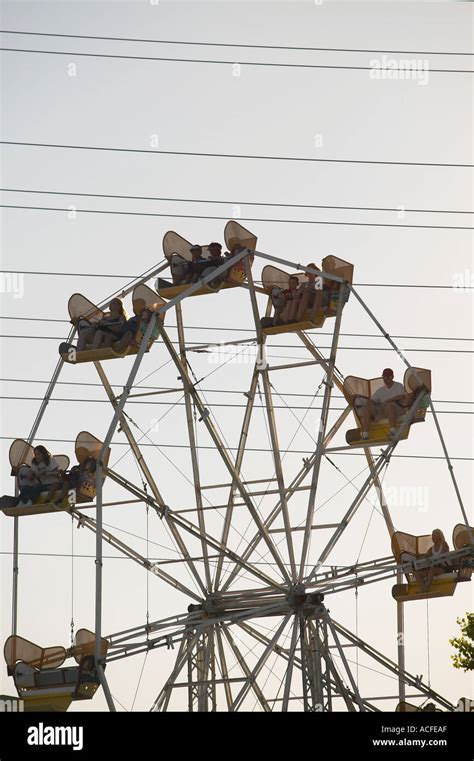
[450,613,474,672]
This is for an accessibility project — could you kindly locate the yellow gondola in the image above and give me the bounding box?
[59,284,165,364]
[391,525,473,603]
[396,701,443,712]
[0,432,111,517]
[343,367,431,446]
[156,221,257,299]
[4,629,108,712]
[261,256,354,336]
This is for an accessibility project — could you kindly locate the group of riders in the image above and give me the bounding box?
[13,445,96,508]
[269,262,337,327]
[167,241,247,289]
[72,298,155,354]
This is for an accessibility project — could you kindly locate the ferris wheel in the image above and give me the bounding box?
[2,220,472,713]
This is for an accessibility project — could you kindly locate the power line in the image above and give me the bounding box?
[3,186,471,215]
[1,333,473,354]
[2,317,473,340]
[0,29,474,56]
[2,203,472,231]
[0,435,472,461]
[1,30,472,56]
[1,46,472,74]
[0,395,470,415]
[1,377,472,405]
[2,141,472,169]
[1,273,472,289]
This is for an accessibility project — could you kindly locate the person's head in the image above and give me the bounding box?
[231,242,245,256]
[81,655,95,674]
[382,368,394,387]
[190,245,202,261]
[83,457,97,473]
[208,242,222,259]
[432,528,445,545]
[140,308,153,323]
[305,263,319,282]
[109,298,126,318]
[289,276,299,291]
[33,445,51,464]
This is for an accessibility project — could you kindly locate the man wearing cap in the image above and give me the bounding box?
[201,242,225,287]
[357,368,408,440]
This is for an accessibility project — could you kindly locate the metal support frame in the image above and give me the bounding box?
[175,303,212,591]
[299,283,346,581]
[245,256,297,581]
[185,626,216,712]
[156,320,292,585]
[7,240,469,714]
[94,313,159,711]
[94,362,208,596]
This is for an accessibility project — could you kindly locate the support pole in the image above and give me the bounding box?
[94,313,158,712]
[175,303,212,591]
[396,568,406,704]
[299,284,346,581]
[245,256,297,581]
[11,515,19,635]
[11,326,76,638]
[213,365,260,591]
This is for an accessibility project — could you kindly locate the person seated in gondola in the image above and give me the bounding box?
[170,253,188,285]
[271,276,300,326]
[15,446,62,506]
[185,245,207,284]
[286,264,331,324]
[110,307,154,354]
[53,457,97,507]
[225,242,245,261]
[76,298,127,351]
[199,242,225,289]
[354,368,409,440]
[410,529,451,593]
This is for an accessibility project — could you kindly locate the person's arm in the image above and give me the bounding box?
[46,459,61,482]
[370,388,381,404]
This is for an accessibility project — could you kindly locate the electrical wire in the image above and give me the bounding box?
[1,334,473,354]
[1,318,474,338]
[1,436,471,461]
[3,202,473,230]
[1,377,473,406]
[4,395,471,414]
[2,187,472,215]
[2,141,472,169]
[1,30,472,56]
[2,47,472,74]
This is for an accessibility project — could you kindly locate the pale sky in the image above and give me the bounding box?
[0,0,473,711]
